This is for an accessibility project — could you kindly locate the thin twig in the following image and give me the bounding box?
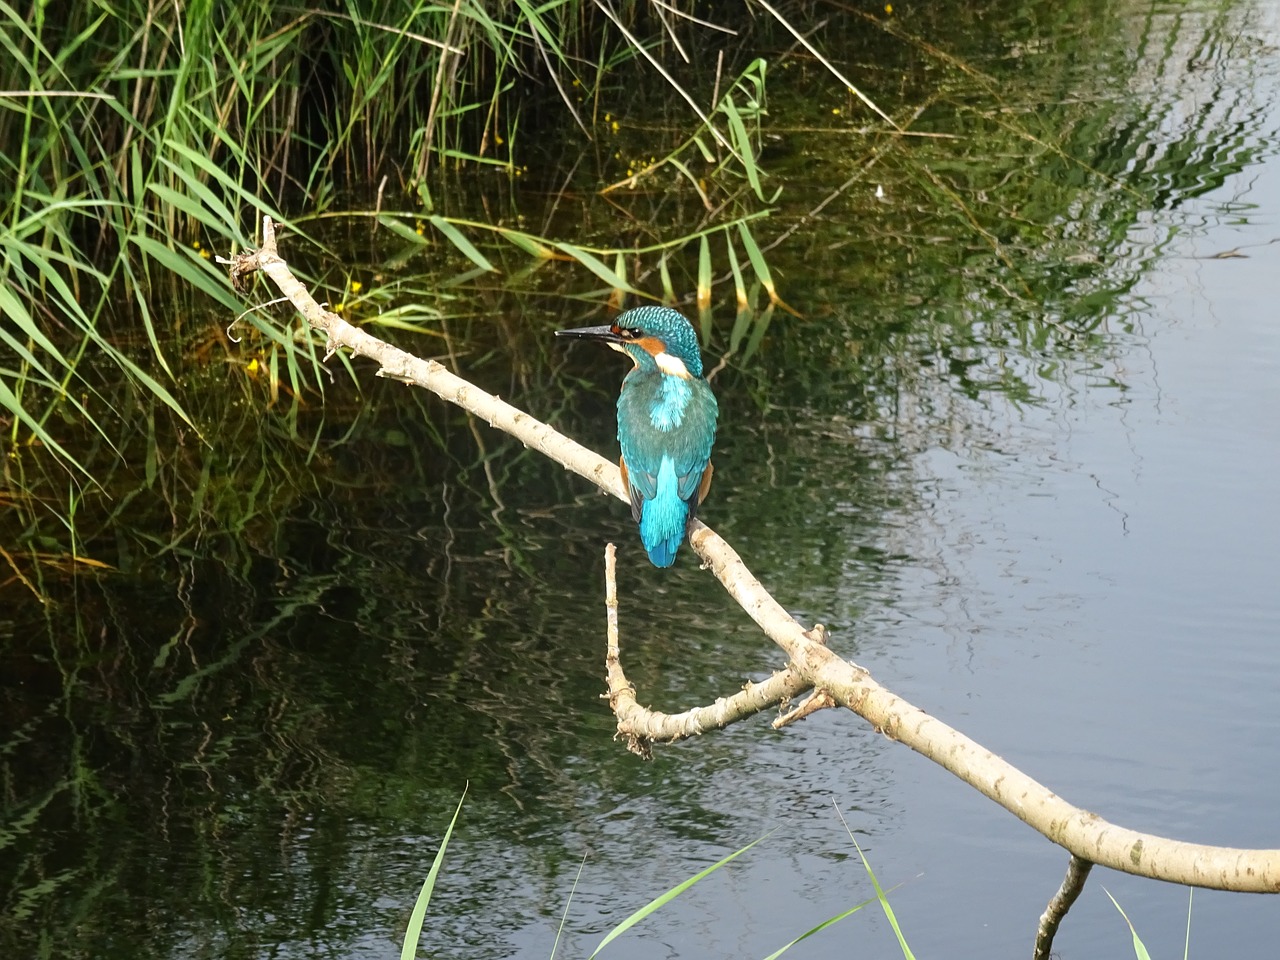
[1034,855,1094,960]
[750,0,898,129]
[591,0,739,159]
[602,547,810,755]
[414,0,465,184]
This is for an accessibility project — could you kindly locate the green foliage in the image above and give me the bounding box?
[3,0,1260,592]
[0,0,783,501]
[398,807,917,959]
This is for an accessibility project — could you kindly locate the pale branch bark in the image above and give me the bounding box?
[688,520,1280,893]
[602,542,814,758]
[225,215,1280,896]
[1034,855,1094,960]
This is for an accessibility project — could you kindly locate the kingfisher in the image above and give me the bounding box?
[556,306,719,567]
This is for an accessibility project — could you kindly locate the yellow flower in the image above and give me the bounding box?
[611,120,620,133]
[349,280,363,293]
[885,3,892,11]
[832,107,842,115]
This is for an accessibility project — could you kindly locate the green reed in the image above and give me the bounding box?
[0,1,784,495]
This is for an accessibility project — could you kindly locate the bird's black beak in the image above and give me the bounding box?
[554,323,624,343]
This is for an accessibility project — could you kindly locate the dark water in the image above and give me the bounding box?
[4,1,1280,958]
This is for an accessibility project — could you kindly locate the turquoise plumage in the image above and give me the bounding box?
[556,306,719,567]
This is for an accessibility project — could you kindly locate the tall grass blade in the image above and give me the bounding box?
[609,251,627,310]
[497,227,555,259]
[697,303,715,344]
[379,217,431,245]
[750,0,897,127]
[658,254,675,302]
[833,801,915,960]
[553,241,640,294]
[429,216,498,273]
[1103,888,1155,960]
[666,156,711,209]
[0,377,90,480]
[129,234,242,313]
[160,139,292,234]
[151,164,244,241]
[400,787,469,960]
[729,298,755,355]
[742,304,775,362]
[697,234,712,310]
[849,834,915,960]
[759,894,877,960]
[589,0,739,160]
[736,221,797,315]
[548,852,590,960]
[720,96,765,201]
[0,275,81,379]
[586,833,772,958]
[725,232,748,311]
[1183,887,1193,960]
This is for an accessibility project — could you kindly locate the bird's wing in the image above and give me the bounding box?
[683,461,714,519]
[619,457,645,523]
[675,459,708,504]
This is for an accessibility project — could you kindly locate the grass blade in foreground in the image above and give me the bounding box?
[401,786,468,960]
[850,833,915,960]
[759,893,878,960]
[834,801,916,960]
[587,832,772,958]
[1103,888,1155,960]
[548,853,590,960]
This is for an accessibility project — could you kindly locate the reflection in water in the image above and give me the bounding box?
[4,1,1280,958]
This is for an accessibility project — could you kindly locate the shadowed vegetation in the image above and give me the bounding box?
[0,1,790,506]
[1,0,1270,624]
[1,0,1267,595]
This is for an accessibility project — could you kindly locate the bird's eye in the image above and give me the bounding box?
[618,327,641,340]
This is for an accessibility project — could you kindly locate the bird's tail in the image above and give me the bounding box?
[639,467,690,567]
[640,506,687,567]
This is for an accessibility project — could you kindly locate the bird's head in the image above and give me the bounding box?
[555,306,704,379]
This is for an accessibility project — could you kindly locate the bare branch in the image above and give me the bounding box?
[1034,855,1094,960]
[228,216,1280,895]
[602,544,812,756]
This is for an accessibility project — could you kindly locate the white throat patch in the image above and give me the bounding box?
[654,351,691,379]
